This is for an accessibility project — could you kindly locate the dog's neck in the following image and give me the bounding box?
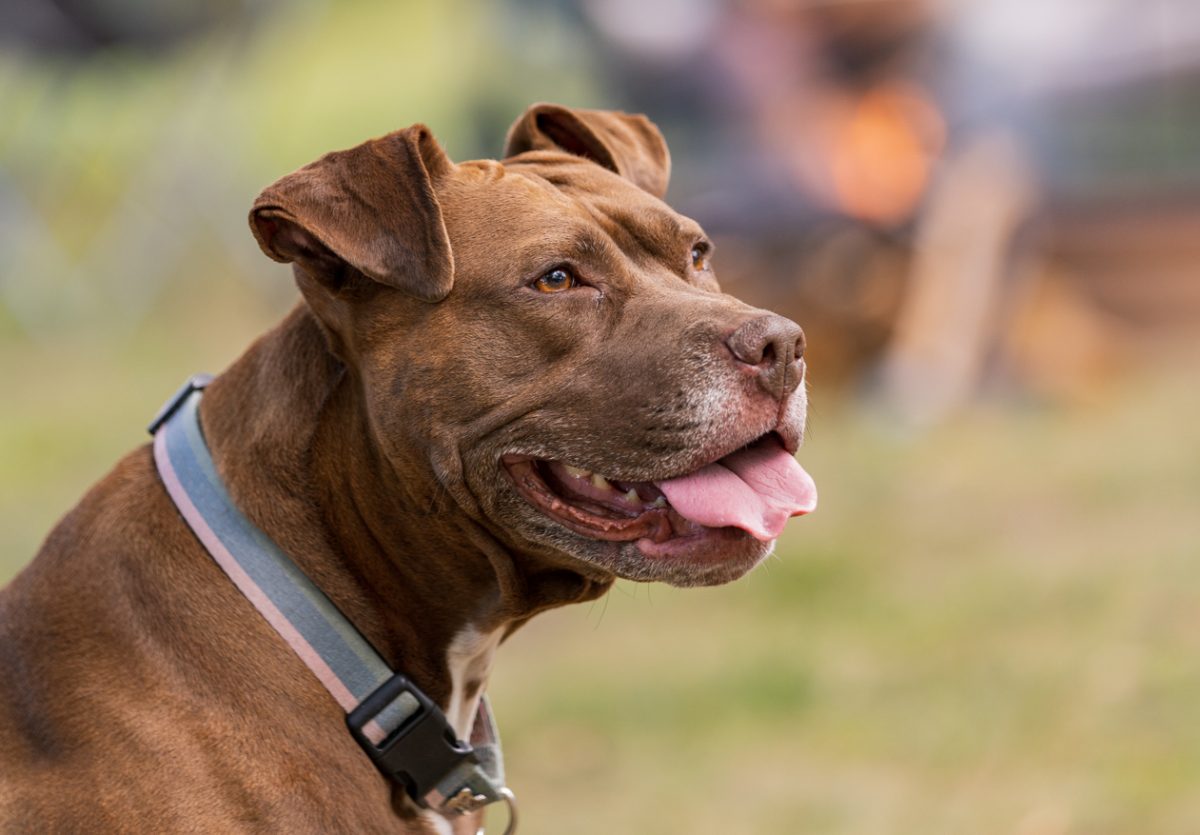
[196,303,608,720]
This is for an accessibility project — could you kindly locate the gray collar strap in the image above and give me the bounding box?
[149,375,516,833]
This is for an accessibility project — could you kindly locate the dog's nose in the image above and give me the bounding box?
[725,315,806,398]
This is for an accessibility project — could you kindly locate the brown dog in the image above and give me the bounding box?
[0,104,815,833]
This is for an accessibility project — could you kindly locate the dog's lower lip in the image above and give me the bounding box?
[503,453,766,573]
[503,456,681,543]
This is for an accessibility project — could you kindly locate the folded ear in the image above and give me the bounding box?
[250,125,454,303]
[504,103,671,199]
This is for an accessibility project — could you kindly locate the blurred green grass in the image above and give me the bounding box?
[3,284,1199,834]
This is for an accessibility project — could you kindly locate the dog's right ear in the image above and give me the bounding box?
[249,125,454,303]
[504,103,671,199]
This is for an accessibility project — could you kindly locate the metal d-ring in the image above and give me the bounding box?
[475,787,518,835]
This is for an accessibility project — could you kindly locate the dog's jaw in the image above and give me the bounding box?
[462,364,812,588]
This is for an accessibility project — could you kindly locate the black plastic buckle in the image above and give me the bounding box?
[346,673,476,806]
[147,373,214,436]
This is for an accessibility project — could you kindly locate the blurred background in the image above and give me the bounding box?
[2,0,1199,832]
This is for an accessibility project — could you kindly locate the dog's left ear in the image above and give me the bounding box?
[249,125,454,303]
[504,103,671,199]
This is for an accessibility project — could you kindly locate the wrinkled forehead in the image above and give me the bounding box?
[439,155,705,267]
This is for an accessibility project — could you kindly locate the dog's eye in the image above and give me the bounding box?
[690,243,711,271]
[532,268,577,293]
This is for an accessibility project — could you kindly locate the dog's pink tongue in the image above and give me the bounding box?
[655,439,817,541]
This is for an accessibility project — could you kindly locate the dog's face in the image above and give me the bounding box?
[250,105,815,588]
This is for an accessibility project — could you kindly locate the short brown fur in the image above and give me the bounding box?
[0,104,808,832]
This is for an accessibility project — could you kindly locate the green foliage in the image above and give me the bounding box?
[0,0,603,338]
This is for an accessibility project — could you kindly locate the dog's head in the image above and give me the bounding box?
[249,104,816,588]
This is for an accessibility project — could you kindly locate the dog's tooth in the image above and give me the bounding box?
[590,473,613,491]
[563,465,591,480]
[623,488,640,504]
[652,496,667,508]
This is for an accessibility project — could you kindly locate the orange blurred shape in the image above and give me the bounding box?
[829,82,945,225]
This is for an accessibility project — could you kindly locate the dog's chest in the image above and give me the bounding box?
[443,625,504,740]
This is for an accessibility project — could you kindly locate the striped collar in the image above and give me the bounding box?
[150,375,516,832]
